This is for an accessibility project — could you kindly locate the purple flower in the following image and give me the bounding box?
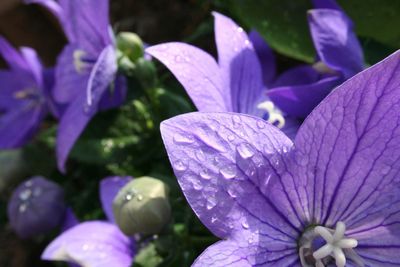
[7,176,67,239]
[42,176,136,267]
[39,0,127,172]
[0,37,54,148]
[160,51,400,266]
[265,2,364,118]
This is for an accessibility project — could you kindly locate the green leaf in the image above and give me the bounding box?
[132,243,163,267]
[228,0,315,62]
[337,0,400,49]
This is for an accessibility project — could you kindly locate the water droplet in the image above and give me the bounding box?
[227,135,235,141]
[237,143,255,159]
[256,120,265,129]
[24,181,33,187]
[125,193,133,201]
[192,180,203,190]
[173,160,187,171]
[19,203,27,213]
[381,165,391,175]
[200,169,211,180]
[196,150,206,162]
[237,27,244,33]
[206,198,217,210]
[295,153,308,166]
[19,189,32,201]
[227,188,237,198]
[33,187,42,197]
[232,115,241,128]
[211,216,217,223]
[220,165,237,179]
[137,195,143,201]
[82,244,90,251]
[173,133,194,145]
[241,220,249,229]
[174,55,184,63]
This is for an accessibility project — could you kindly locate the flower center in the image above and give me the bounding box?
[299,222,364,267]
[73,49,95,74]
[257,100,285,128]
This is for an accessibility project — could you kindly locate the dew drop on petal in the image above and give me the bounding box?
[19,189,32,201]
[196,150,206,162]
[232,115,241,128]
[173,160,187,171]
[227,188,237,198]
[381,165,391,175]
[200,169,212,180]
[241,220,249,229]
[220,165,237,179]
[206,198,217,210]
[173,133,194,145]
[192,180,203,190]
[19,203,27,213]
[227,135,235,142]
[256,120,265,129]
[237,143,255,159]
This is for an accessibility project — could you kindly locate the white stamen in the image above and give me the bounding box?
[313,221,358,267]
[73,50,88,73]
[312,61,337,75]
[257,100,285,128]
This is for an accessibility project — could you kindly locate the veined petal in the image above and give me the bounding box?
[42,221,134,267]
[100,176,132,223]
[58,0,111,52]
[267,76,340,117]
[56,45,117,172]
[213,12,264,115]
[53,44,89,104]
[248,30,276,86]
[294,50,400,243]
[161,112,304,243]
[192,239,298,267]
[146,43,228,112]
[308,9,364,78]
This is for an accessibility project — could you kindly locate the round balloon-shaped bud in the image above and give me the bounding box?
[116,32,144,62]
[7,176,66,239]
[113,176,171,235]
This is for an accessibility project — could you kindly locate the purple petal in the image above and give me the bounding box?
[308,9,364,78]
[0,36,27,72]
[53,44,89,104]
[100,176,132,223]
[42,221,134,267]
[0,104,46,149]
[161,112,304,242]
[267,76,341,117]
[213,12,264,114]
[98,75,127,111]
[58,0,111,52]
[248,30,276,86]
[0,71,28,110]
[193,239,298,267]
[294,51,400,261]
[61,208,79,232]
[20,47,44,86]
[56,45,117,172]
[7,176,66,239]
[272,65,319,88]
[146,43,228,112]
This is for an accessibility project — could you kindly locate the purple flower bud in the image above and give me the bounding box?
[7,176,66,239]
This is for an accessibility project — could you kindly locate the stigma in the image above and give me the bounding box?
[313,222,358,267]
[73,49,92,74]
[257,100,285,128]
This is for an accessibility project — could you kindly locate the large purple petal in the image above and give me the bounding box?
[53,44,89,104]
[58,0,111,52]
[248,30,276,87]
[161,112,306,244]
[213,12,264,115]
[20,47,43,87]
[294,51,400,262]
[0,104,46,149]
[0,36,27,72]
[100,176,132,223]
[42,221,134,267]
[308,9,364,79]
[267,76,341,117]
[146,43,228,112]
[192,239,299,267]
[56,45,117,172]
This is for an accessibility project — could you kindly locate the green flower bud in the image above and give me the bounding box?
[116,32,144,62]
[113,176,171,235]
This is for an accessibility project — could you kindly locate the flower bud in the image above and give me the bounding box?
[7,176,66,239]
[112,176,171,235]
[116,32,144,62]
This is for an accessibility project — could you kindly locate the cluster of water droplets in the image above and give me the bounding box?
[18,180,43,213]
[124,188,143,202]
